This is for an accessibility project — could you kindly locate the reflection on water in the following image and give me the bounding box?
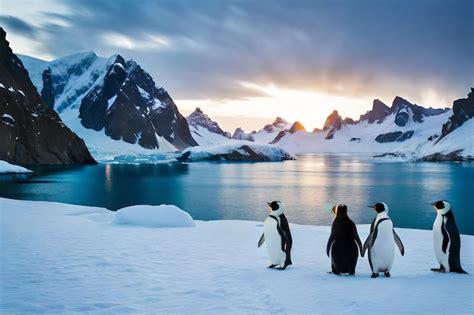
[0,155,473,234]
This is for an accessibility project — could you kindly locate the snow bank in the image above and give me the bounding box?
[115,205,195,228]
[177,141,295,162]
[0,160,32,174]
[1,198,472,314]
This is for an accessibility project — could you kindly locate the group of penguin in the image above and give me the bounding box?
[257,200,467,277]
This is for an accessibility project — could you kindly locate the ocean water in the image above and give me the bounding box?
[1,154,473,235]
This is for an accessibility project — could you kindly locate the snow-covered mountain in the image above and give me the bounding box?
[271,94,473,161]
[0,28,95,165]
[19,51,197,159]
[230,117,304,144]
[186,107,231,145]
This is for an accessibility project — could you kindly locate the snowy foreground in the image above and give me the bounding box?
[0,160,32,174]
[1,198,473,314]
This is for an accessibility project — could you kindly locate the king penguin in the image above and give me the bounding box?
[362,202,405,278]
[431,200,467,273]
[326,204,363,275]
[257,201,293,270]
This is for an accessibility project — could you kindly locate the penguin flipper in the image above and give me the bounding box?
[393,230,405,256]
[257,233,265,248]
[362,233,373,257]
[352,222,363,255]
[441,219,449,254]
[326,233,335,257]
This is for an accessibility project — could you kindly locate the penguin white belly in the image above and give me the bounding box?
[263,217,286,266]
[433,215,450,271]
[371,221,395,272]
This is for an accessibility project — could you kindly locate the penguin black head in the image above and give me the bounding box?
[369,202,388,213]
[267,201,281,211]
[332,204,348,216]
[431,200,451,215]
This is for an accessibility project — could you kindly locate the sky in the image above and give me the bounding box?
[1,0,472,132]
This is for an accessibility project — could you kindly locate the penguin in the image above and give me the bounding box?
[362,202,405,278]
[431,200,467,274]
[257,201,293,270]
[326,204,363,275]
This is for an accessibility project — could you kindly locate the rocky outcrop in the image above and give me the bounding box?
[391,96,448,126]
[289,121,306,133]
[375,130,414,143]
[323,110,345,139]
[359,99,391,123]
[232,127,254,141]
[40,68,54,108]
[394,108,410,126]
[0,27,96,165]
[420,150,472,162]
[186,107,231,138]
[437,88,474,142]
[270,121,306,144]
[263,117,289,133]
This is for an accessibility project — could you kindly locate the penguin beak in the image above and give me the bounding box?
[368,205,375,209]
[266,202,271,206]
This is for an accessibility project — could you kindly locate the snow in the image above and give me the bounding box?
[1,114,15,126]
[0,198,472,314]
[0,160,32,174]
[19,52,111,112]
[115,205,195,228]
[137,85,150,99]
[151,98,164,110]
[179,141,294,161]
[17,54,49,91]
[59,109,177,161]
[190,125,232,146]
[107,95,117,110]
[416,119,474,158]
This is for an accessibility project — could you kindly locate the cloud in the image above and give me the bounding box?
[101,32,170,50]
[2,0,473,107]
[0,15,37,37]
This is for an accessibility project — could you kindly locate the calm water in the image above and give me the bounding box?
[1,154,473,234]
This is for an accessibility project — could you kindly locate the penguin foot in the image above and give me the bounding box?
[431,266,445,273]
[267,264,278,269]
[371,273,379,278]
[384,272,391,277]
[281,261,291,270]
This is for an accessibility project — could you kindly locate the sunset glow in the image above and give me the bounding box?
[179,83,376,132]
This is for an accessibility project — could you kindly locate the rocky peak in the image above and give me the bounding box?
[187,107,230,138]
[323,110,343,131]
[78,54,196,150]
[289,121,306,133]
[391,96,412,111]
[437,88,474,142]
[391,96,448,125]
[359,99,390,123]
[263,116,289,132]
[232,127,255,141]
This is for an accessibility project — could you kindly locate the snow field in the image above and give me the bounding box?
[1,198,472,314]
